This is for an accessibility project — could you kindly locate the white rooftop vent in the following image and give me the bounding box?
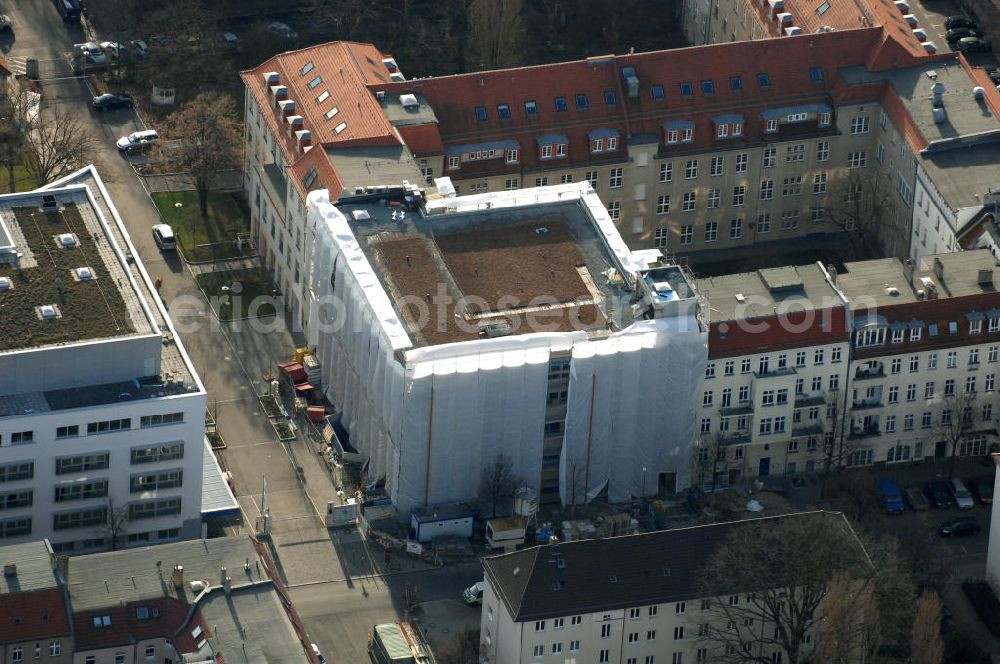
[886,286,900,296]
[735,293,747,303]
[390,72,405,82]
[399,94,419,109]
[350,209,371,222]
[0,276,11,291]
[784,26,802,35]
[902,14,917,26]
[776,11,793,23]
[75,266,94,280]
[38,304,59,320]
[893,0,909,11]
[974,86,986,100]
[58,233,77,248]
[922,41,937,53]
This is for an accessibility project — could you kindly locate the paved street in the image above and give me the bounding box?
[290,563,484,664]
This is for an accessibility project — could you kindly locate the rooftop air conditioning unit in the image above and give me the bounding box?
[58,233,77,247]
[399,94,419,109]
[75,267,94,281]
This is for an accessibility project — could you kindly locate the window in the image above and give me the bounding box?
[648,605,658,617]
[497,104,511,119]
[705,221,718,243]
[971,348,981,365]
[680,82,694,97]
[128,498,182,520]
[988,375,996,391]
[600,651,610,663]
[910,327,922,341]
[816,140,830,162]
[532,645,544,658]
[766,119,779,133]
[685,160,698,179]
[760,180,774,200]
[651,84,665,100]
[585,171,598,189]
[12,649,23,663]
[535,177,548,187]
[115,656,125,664]
[757,212,771,233]
[554,96,568,112]
[735,152,748,172]
[757,73,770,87]
[717,123,729,138]
[945,379,956,396]
[506,149,519,164]
[571,616,582,626]
[762,147,777,168]
[144,647,154,660]
[809,66,824,82]
[891,358,902,374]
[679,225,693,245]
[855,327,886,347]
[850,116,870,134]
[732,186,746,206]
[782,176,802,196]
[474,106,487,122]
[705,363,716,379]
[707,188,720,209]
[832,347,842,362]
[130,443,184,465]
[609,168,623,188]
[447,156,459,170]
[847,151,867,168]
[601,624,612,638]
[710,156,724,176]
[948,351,958,369]
[682,192,696,212]
[56,425,79,439]
[813,173,827,193]
[140,413,183,428]
[575,93,589,110]
[604,90,617,106]
[729,218,743,239]
[504,178,519,191]
[885,415,896,433]
[786,144,806,163]
[656,195,671,215]
[10,431,33,444]
[535,620,546,632]
[910,356,920,372]
[53,507,107,530]
[907,384,917,401]
[730,76,743,91]
[967,376,978,393]
[524,100,537,115]
[701,80,714,95]
[629,632,640,644]
[659,162,673,182]
[130,470,183,493]
[55,453,108,475]
[607,201,621,220]
[55,480,108,502]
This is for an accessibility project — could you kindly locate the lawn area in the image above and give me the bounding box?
[195,267,277,321]
[151,191,253,262]
[0,163,36,194]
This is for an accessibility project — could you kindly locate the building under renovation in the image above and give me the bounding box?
[305,182,707,514]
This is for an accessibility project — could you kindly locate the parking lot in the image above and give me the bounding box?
[906,0,1000,67]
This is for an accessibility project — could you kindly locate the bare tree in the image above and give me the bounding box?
[0,89,29,193]
[910,590,944,664]
[480,454,520,518]
[822,470,880,526]
[434,627,479,664]
[22,106,98,187]
[467,0,523,69]
[103,499,130,552]
[821,169,899,261]
[694,436,728,494]
[695,512,873,664]
[156,92,241,217]
[811,569,881,664]
[936,391,980,479]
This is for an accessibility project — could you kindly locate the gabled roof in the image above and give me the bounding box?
[73,606,129,650]
[483,511,861,622]
[0,588,71,644]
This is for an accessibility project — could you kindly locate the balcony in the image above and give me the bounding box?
[720,402,754,416]
[849,425,880,439]
[794,391,832,407]
[792,422,824,437]
[851,398,883,410]
[854,366,884,381]
[754,367,798,379]
[717,430,752,446]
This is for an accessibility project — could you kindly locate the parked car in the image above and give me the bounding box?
[938,516,980,538]
[116,129,159,153]
[152,224,176,251]
[99,41,123,58]
[310,644,326,664]
[957,37,992,54]
[130,39,149,58]
[988,70,1000,86]
[92,93,133,111]
[969,477,994,504]
[75,42,109,66]
[949,478,976,509]
[947,27,982,44]
[220,31,239,47]
[923,480,953,509]
[904,486,929,511]
[945,15,977,30]
[462,581,485,605]
[0,14,11,30]
[876,478,905,514]
[266,21,298,39]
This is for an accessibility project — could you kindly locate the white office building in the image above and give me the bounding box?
[304,182,707,513]
[0,167,209,553]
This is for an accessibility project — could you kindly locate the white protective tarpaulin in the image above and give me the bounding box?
[305,187,707,514]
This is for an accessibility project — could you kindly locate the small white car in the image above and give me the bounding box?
[76,42,109,66]
[152,224,176,251]
[116,129,159,153]
[220,31,239,46]
[310,644,326,664]
[266,21,298,39]
[99,41,123,58]
[950,478,976,509]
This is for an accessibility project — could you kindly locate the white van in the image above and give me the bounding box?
[152,224,176,251]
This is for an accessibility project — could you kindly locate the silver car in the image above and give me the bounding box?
[950,478,976,509]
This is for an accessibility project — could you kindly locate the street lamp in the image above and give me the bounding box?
[641,466,647,498]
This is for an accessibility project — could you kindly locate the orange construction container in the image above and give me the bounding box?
[295,347,311,364]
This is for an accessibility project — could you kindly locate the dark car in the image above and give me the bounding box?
[92,93,133,111]
[947,27,981,44]
[945,15,977,30]
[957,37,992,54]
[969,477,994,504]
[939,516,980,538]
[988,70,1000,86]
[923,481,953,509]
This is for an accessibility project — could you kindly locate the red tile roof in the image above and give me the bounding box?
[370,27,939,176]
[397,124,445,157]
[74,606,129,650]
[708,307,849,358]
[0,589,71,644]
[74,598,209,653]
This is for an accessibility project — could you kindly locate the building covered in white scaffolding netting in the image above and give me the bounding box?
[304,181,707,516]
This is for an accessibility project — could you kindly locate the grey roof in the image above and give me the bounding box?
[919,143,1000,213]
[326,144,423,196]
[67,537,265,612]
[483,511,860,622]
[694,263,844,322]
[841,60,1000,150]
[411,503,474,523]
[378,93,439,127]
[199,585,309,664]
[838,249,1000,306]
[201,438,240,517]
[0,541,57,594]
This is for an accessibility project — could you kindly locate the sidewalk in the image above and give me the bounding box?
[139,170,243,193]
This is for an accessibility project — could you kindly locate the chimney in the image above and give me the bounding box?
[223,575,233,596]
[826,263,838,284]
[3,563,16,576]
[933,257,945,281]
[295,129,312,153]
[171,564,184,584]
[978,268,993,287]
[219,566,227,586]
[902,257,915,284]
[278,99,296,118]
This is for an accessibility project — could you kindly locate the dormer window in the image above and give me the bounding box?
[474,106,488,122]
[818,112,831,127]
[497,104,511,119]
[717,124,728,138]
[588,129,619,153]
[555,96,568,112]
[448,156,460,170]
[575,93,589,110]
[766,119,779,133]
[809,67,824,82]
[679,82,693,97]
[607,136,617,150]
[701,80,714,95]
[666,130,678,144]
[651,84,665,100]
[525,100,538,116]
[592,138,604,152]
[556,143,566,156]
[787,112,808,123]
[733,123,743,136]
[506,149,519,164]
[682,128,693,142]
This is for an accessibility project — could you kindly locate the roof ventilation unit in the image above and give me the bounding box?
[390,72,405,82]
[974,86,986,100]
[784,26,802,35]
[400,94,419,109]
[933,107,947,124]
[57,233,78,248]
[38,304,59,320]
[75,267,94,281]
[0,276,11,291]
[350,209,371,222]
[621,66,640,98]
[776,12,793,24]
[893,0,909,11]
[767,0,784,11]
[479,321,513,338]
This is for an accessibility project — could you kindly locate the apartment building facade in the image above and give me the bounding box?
[693,264,850,487]
[479,512,866,664]
[0,542,72,664]
[0,169,207,553]
[836,251,1000,467]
